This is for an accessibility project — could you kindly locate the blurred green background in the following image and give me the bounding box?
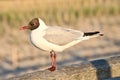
[0,0,120,79]
[0,0,120,30]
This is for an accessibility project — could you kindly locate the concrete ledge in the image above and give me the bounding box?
[10,56,120,80]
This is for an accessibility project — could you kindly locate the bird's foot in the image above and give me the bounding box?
[47,66,56,71]
[47,50,56,71]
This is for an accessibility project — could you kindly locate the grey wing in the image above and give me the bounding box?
[43,27,84,45]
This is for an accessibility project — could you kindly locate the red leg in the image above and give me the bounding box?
[48,50,56,71]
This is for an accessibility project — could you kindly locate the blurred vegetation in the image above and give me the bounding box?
[0,0,120,35]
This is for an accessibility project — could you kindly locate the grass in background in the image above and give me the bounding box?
[0,0,120,36]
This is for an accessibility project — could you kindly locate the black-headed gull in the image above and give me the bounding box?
[20,18,103,71]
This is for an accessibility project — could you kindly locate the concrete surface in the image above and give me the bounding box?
[9,56,120,80]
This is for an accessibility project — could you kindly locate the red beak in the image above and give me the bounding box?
[19,26,29,30]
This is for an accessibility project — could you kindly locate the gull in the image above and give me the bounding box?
[20,18,103,71]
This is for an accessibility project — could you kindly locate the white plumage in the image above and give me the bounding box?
[30,18,102,52]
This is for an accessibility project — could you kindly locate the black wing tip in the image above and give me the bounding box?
[95,31,100,33]
[95,31,104,36]
[84,31,100,36]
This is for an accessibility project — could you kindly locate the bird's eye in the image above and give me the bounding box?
[30,23,34,26]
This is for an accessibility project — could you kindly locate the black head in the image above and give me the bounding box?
[20,18,40,30]
[29,18,40,30]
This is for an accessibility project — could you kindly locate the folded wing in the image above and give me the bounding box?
[43,26,84,46]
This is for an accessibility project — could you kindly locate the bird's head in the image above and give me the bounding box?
[20,18,40,30]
